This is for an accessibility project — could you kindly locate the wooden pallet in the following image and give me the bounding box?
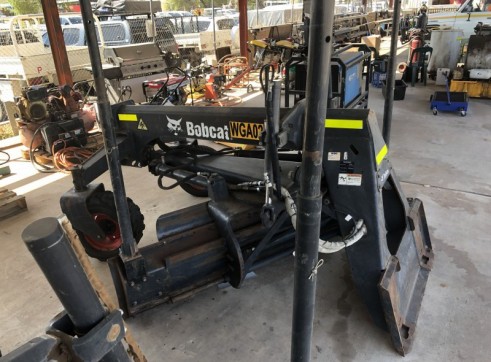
[0,188,27,221]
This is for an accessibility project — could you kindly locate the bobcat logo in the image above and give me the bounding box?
[166,116,183,135]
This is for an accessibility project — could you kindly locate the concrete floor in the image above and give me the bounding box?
[1,60,490,361]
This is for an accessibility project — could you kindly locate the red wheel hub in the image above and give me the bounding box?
[85,213,122,251]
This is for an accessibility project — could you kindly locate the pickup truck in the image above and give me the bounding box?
[42,17,179,54]
[428,0,491,39]
[0,15,179,127]
[163,15,238,64]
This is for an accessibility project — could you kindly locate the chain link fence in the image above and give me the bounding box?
[0,12,180,130]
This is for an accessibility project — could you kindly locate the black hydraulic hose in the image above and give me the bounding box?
[382,0,402,147]
[0,150,9,165]
[265,80,282,199]
[79,0,137,257]
[291,0,335,360]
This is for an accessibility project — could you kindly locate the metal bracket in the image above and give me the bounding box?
[208,201,245,288]
[378,198,434,356]
[72,311,125,360]
[59,183,106,242]
[47,310,126,361]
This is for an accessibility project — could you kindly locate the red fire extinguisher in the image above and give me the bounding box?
[408,29,424,63]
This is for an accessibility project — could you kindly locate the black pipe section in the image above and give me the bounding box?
[22,218,131,361]
[266,80,283,199]
[154,163,209,188]
[382,0,402,146]
[291,0,335,360]
[78,0,137,257]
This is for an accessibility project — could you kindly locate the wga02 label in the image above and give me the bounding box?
[229,121,264,141]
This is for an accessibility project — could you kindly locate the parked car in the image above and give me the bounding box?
[202,8,238,17]
[167,16,237,64]
[169,16,235,34]
[41,17,179,55]
[428,0,491,39]
[59,14,83,26]
[156,11,193,18]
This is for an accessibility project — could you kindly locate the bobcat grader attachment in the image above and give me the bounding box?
[61,0,434,358]
[61,100,433,355]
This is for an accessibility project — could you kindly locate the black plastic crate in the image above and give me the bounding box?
[382,79,407,101]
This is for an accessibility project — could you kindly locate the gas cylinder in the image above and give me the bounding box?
[409,31,423,63]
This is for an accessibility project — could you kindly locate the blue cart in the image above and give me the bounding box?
[430,78,468,117]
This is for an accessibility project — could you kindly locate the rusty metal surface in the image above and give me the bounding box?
[41,0,73,86]
[238,0,248,58]
[378,198,434,356]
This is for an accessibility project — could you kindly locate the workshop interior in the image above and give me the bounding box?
[0,0,490,361]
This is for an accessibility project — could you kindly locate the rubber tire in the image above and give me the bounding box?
[460,110,466,117]
[75,191,145,261]
[432,108,438,116]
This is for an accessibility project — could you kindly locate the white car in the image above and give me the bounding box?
[59,14,83,26]
[155,11,193,18]
[428,0,491,38]
[170,16,235,34]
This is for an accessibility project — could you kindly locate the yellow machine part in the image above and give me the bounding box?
[250,39,268,48]
[275,40,295,49]
[450,80,491,99]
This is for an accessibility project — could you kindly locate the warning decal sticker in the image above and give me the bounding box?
[138,119,148,131]
[327,152,341,161]
[338,173,362,186]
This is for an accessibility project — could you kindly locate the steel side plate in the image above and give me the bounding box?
[379,198,434,356]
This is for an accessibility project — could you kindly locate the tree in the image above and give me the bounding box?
[10,0,41,15]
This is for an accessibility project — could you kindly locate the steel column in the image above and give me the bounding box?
[78,0,137,257]
[41,0,73,86]
[238,0,249,58]
[382,0,402,146]
[291,0,335,360]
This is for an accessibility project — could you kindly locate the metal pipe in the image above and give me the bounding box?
[291,0,335,360]
[149,0,156,44]
[22,218,130,361]
[382,0,402,146]
[41,0,73,86]
[212,0,217,57]
[271,80,282,198]
[78,0,137,257]
[256,0,259,27]
[239,0,249,58]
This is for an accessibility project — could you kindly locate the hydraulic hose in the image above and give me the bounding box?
[280,187,367,254]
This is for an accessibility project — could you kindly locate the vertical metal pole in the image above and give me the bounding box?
[212,0,217,56]
[291,0,294,23]
[41,0,73,86]
[382,0,402,146]
[149,0,156,44]
[291,0,335,361]
[238,0,249,58]
[22,218,131,361]
[256,0,259,27]
[78,0,137,257]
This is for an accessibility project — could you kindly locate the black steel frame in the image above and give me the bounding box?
[66,0,435,359]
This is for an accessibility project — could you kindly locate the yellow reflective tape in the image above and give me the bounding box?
[118,114,138,121]
[376,144,388,166]
[325,119,363,130]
